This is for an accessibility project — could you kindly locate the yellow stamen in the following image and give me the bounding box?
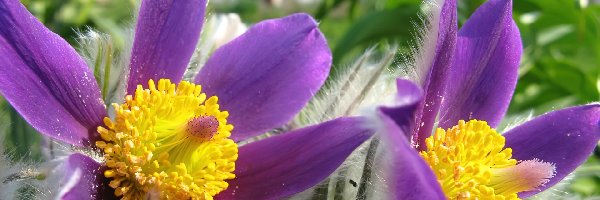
[96,79,237,200]
[419,120,555,200]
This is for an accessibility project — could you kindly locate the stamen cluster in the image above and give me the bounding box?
[96,79,237,200]
[420,120,554,200]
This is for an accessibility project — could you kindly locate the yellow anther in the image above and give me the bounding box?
[96,79,237,199]
[420,120,554,200]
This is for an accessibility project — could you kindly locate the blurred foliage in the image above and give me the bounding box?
[509,0,600,114]
[2,0,598,198]
[0,100,42,161]
[20,0,136,48]
[569,154,600,197]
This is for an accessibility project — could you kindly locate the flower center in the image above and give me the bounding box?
[96,79,238,199]
[419,120,555,200]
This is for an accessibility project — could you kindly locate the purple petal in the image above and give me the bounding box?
[380,79,423,139]
[0,0,106,145]
[412,0,457,150]
[438,0,521,129]
[57,153,112,200]
[504,104,600,198]
[216,117,373,200]
[195,13,332,142]
[127,0,207,94]
[377,109,445,200]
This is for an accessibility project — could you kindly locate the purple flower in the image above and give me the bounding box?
[0,0,373,199]
[376,0,600,199]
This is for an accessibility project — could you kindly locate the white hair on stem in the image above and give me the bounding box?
[0,144,34,199]
[283,44,398,200]
[496,110,534,134]
[75,26,134,108]
[401,0,445,85]
[292,45,399,128]
[0,114,47,199]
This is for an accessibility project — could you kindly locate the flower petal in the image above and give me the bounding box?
[412,0,457,150]
[127,0,207,94]
[195,13,332,142]
[56,153,112,200]
[380,79,423,139]
[217,117,372,200]
[438,0,521,129]
[503,104,600,198]
[0,0,106,145]
[377,109,445,200]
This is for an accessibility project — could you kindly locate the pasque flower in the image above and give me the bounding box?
[375,0,600,199]
[0,0,373,199]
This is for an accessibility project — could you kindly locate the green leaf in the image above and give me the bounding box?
[330,5,420,75]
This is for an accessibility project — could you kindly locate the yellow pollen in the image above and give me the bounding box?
[419,120,555,200]
[96,79,238,200]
